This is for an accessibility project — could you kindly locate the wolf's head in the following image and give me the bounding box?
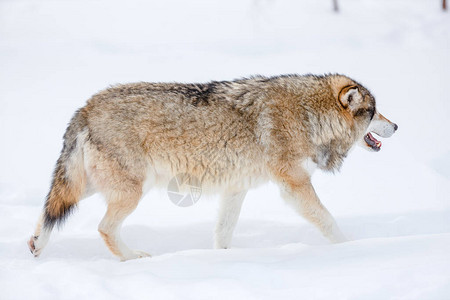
[337,83,398,152]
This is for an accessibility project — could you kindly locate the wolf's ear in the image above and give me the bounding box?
[338,85,362,109]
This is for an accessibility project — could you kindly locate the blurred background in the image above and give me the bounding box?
[1,0,448,213]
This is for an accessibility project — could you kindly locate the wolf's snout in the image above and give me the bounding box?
[361,113,397,152]
[368,113,397,138]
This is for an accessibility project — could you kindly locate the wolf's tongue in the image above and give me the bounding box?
[365,132,382,149]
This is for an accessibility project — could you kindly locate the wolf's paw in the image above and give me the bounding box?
[214,243,229,249]
[329,231,348,244]
[27,235,42,257]
[120,250,151,261]
[214,235,232,249]
[330,236,348,243]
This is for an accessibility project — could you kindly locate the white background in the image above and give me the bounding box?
[1,0,449,299]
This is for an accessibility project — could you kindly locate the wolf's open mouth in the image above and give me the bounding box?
[364,132,382,151]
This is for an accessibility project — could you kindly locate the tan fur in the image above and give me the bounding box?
[28,74,397,260]
[45,172,84,221]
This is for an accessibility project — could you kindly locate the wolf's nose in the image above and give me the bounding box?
[393,123,398,131]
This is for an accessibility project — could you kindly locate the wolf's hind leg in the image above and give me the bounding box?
[98,190,150,261]
[214,190,247,249]
[28,184,94,257]
[28,213,52,257]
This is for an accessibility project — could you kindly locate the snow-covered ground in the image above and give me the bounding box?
[1,0,449,299]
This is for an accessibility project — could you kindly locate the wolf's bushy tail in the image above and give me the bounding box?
[43,109,88,230]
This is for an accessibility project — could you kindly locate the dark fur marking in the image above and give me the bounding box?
[348,94,353,104]
[353,108,369,118]
[184,83,217,107]
[353,106,375,119]
[44,200,77,230]
[368,106,375,120]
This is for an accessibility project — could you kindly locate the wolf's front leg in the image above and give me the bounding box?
[214,190,247,249]
[277,172,347,243]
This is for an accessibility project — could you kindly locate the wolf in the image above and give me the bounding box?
[28,74,397,261]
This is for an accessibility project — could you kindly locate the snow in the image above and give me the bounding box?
[1,0,449,299]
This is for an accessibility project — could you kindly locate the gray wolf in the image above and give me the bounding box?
[27,74,397,261]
